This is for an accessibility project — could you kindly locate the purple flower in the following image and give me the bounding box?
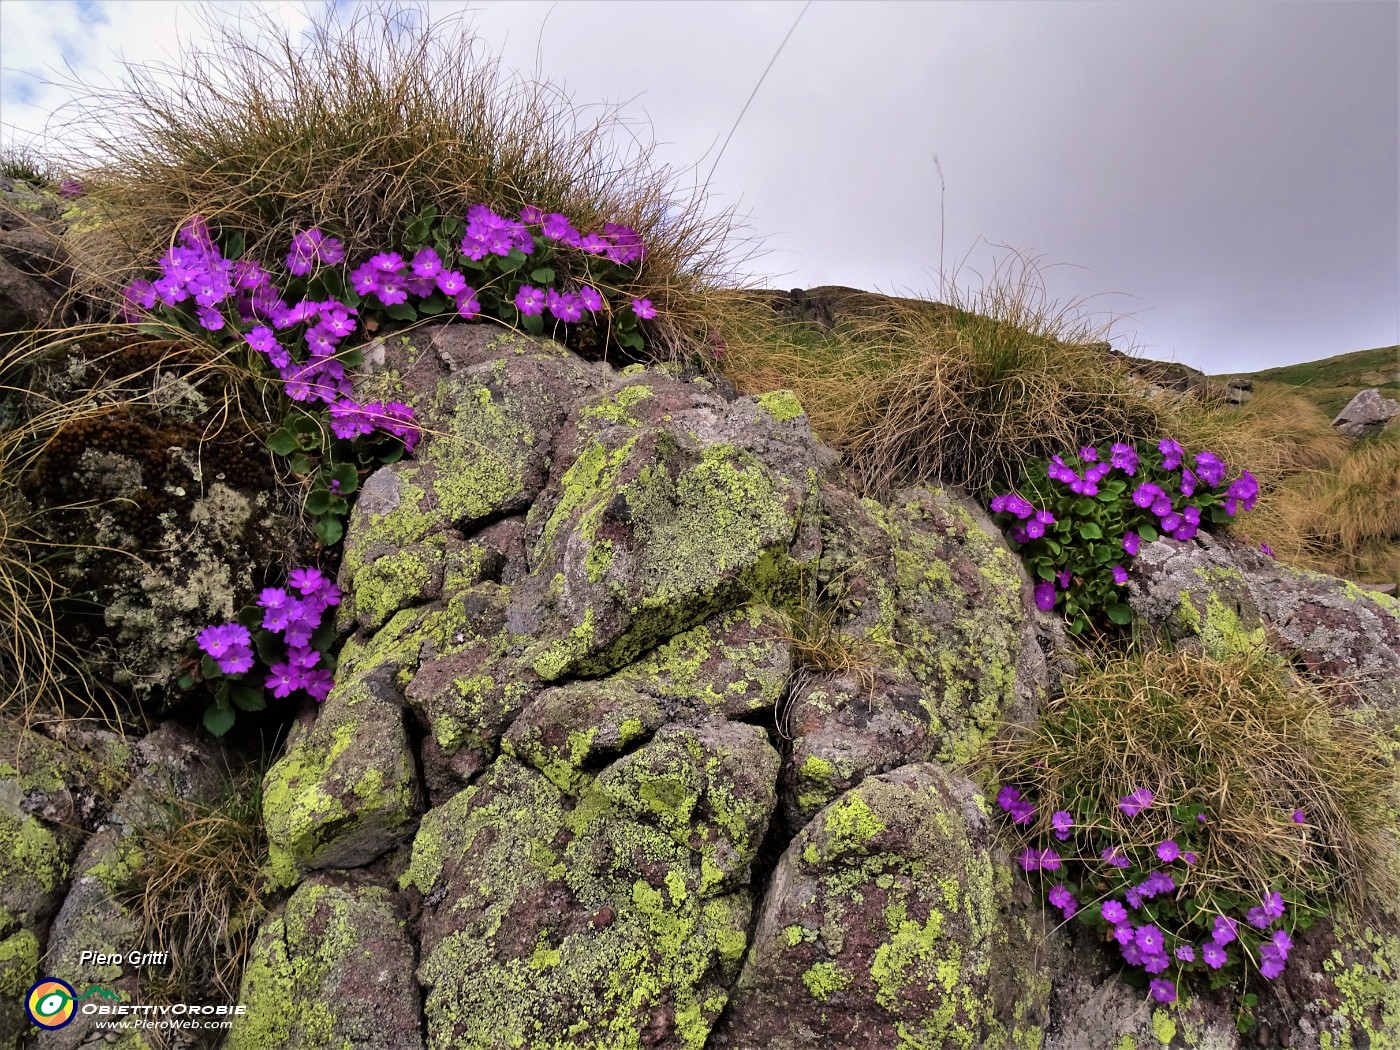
[1179,467,1198,497]
[1132,482,1164,509]
[1272,929,1293,953]
[515,285,546,316]
[520,205,544,225]
[1109,442,1139,474]
[1102,847,1131,869]
[196,623,251,659]
[1101,900,1127,924]
[1260,543,1275,558]
[1224,468,1259,515]
[1019,847,1061,871]
[541,212,581,245]
[1056,569,1072,589]
[411,247,443,279]
[1261,891,1286,920]
[1194,450,1227,488]
[258,587,290,611]
[218,645,255,675]
[1135,924,1165,954]
[1112,565,1129,585]
[455,290,482,319]
[1158,438,1184,470]
[547,288,585,323]
[1149,979,1176,1004]
[1051,810,1073,840]
[369,251,404,274]
[1034,580,1056,612]
[1174,944,1195,963]
[265,662,300,698]
[632,297,657,320]
[1151,496,1173,517]
[1202,941,1227,969]
[1293,809,1305,824]
[579,285,604,312]
[59,177,84,199]
[1122,531,1140,556]
[1079,445,1099,462]
[1182,851,1197,865]
[1156,840,1180,863]
[436,270,467,296]
[1113,922,1136,946]
[996,785,1035,825]
[1119,786,1154,817]
[1259,944,1287,979]
[1048,885,1075,911]
[1212,915,1238,944]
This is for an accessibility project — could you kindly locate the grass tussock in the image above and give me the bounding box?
[1242,426,1400,583]
[128,764,268,1011]
[55,1,745,359]
[984,645,1400,919]
[713,247,1166,494]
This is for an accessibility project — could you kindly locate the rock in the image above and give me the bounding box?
[710,763,1051,1049]
[263,653,423,884]
[505,368,835,682]
[779,486,1056,827]
[0,179,71,335]
[227,875,424,1050]
[1126,530,1400,717]
[403,751,764,1049]
[1332,387,1400,439]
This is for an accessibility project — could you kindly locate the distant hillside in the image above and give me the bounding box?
[1216,344,1400,419]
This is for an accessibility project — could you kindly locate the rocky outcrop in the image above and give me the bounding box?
[0,177,72,335]
[1332,387,1400,440]
[234,324,1400,1050]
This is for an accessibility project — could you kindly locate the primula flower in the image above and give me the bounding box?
[456,290,482,319]
[59,177,84,199]
[1180,467,1198,497]
[1211,915,1238,944]
[579,285,604,312]
[1194,450,1227,487]
[1132,482,1164,509]
[541,212,581,245]
[258,587,290,610]
[996,785,1034,825]
[1149,979,1176,1004]
[329,400,375,440]
[1261,890,1286,920]
[195,305,226,332]
[520,205,544,225]
[1224,468,1259,515]
[411,247,444,279]
[1122,531,1141,556]
[350,263,381,296]
[218,645,255,675]
[1142,952,1171,975]
[1134,924,1165,954]
[374,281,408,306]
[1182,851,1197,865]
[1119,786,1154,817]
[369,252,404,273]
[265,662,300,699]
[1113,923,1136,946]
[1048,885,1075,911]
[1259,943,1287,979]
[632,298,657,320]
[1056,569,1072,589]
[1101,900,1127,924]
[1261,543,1275,558]
[196,623,251,659]
[302,668,335,701]
[287,646,320,670]
[1101,847,1130,869]
[1051,810,1073,840]
[1018,847,1061,871]
[436,270,467,296]
[1079,445,1099,462]
[1112,565,1129,585]
[1293,809,1306,823]
[1110,442,1138,474]
[1158,438,1184,470]
[1174,944,1195,963]
[1034,580,1056,612]
[515,285,546,316]
[1202,941,1227,969]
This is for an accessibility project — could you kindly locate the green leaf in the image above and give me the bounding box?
[1073,499,1097,516]
[219,229,246,262]
[1035,562,1056,582]
[288,453,312,475]
[503,247,527,269]
[177,673,195,690]
[1069,615,1089,635]
[404,217,431,245]
[266,429,297,456]
[1106,604,1134,625]
[135,322,170,337]
[315,515,344,546]
[530,267,556,285]
[339,345,364,367]
[327,495,349,516]
[1138,524,1159,543]
[378,443,405,465]
[231,686,267,712]
[1078,522,1103,540]
[311,618,337,652]
[200,654,222,680]
[522,312,544,335]
[618,330,644,351]
[203,704,236,737]
[304,489,331,515]
[418,293,447,315]
[385,302,418,322]
[254,631,282,665]
[329,461,359,493]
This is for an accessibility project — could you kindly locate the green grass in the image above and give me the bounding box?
[1217,345,1400,419]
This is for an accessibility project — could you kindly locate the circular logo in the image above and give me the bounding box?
[26,978,77,1029]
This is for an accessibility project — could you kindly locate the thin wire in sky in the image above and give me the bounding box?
[703,0,812,189]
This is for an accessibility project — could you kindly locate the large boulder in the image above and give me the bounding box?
[1331,387,1400,440]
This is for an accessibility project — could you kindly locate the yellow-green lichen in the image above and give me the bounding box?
[802,961,851,1000]
[756,390,805,423]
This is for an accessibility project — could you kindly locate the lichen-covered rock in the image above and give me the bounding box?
[263,666,422,884]
[404,745,769,1050]
[711,763,1051,1050]
[1332,387,1400,440]
[1127,531,1400,717]
[779,486,1056,827]
[227,874,424,1050]
[504,369,834,682]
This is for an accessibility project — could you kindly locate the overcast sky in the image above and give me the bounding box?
[1,0,1396,373]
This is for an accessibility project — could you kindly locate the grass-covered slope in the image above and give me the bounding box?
[1217,344,1400,419]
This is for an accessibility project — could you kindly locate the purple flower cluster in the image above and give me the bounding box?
[124,217,238,332]
[997,785,1035,824]
[195,566,340,703]
[349,249,481,318]
[478,204,646,266]
[328,399,420,450]
[1048,453,1113,496]
[287,227,346,276]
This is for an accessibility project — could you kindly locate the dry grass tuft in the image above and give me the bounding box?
[52,1,747,360]
[984,645,1400,920]
[128,762,268,1010]
[713,248,1165,494]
